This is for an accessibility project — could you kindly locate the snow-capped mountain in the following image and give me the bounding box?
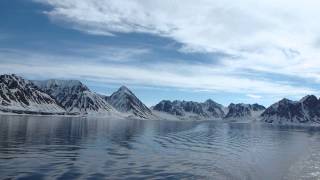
[224,103,266,120]
[261,95,320,124]
[33,79,115,115]
[3,74,320,125]
[152,99,225,120]
[0,74,65,114]
[105,86,153,119]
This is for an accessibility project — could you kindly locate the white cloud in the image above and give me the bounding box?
[246,94,262,99]
[0,49,316,97]
[66,45,151,62]
[0,45,150,64]
[36,0,320,83]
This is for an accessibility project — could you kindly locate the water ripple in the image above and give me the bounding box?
[0,116,319,179]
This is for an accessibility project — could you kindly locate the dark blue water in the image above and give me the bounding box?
[0,115,320,180]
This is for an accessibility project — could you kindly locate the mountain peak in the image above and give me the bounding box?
[205,99,216,104]
[119,85,128,89]
[0,74,65,114]
[33,79,113,114]
[43,79,88,90]
[299,95,318,103]
[153,99,225,119]
[117,85,134,95]
[119,85,129,91]
[280,98,291,102]
[1,74,24,81]
[108,86,153,119]
[224,103,265,119]
[262,96,320,124]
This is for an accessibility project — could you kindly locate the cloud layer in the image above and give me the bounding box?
[1,0,318,104]
[37,0,320,83]
[0,48,316,99]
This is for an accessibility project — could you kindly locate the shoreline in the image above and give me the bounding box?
[1,112,320,128]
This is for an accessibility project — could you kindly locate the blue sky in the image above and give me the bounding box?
[1,0,320,107]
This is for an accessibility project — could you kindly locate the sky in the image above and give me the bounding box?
[1,0,320,107]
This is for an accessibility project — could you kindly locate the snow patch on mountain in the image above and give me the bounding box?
[152,99,225,120]
[2,74,320,125]
[0,74,65,114]
[33,79,116,115]
[261,95,320,124]
[106,86,154,119]
[224,103,266,121]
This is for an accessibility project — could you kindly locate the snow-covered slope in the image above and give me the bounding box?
[152,99,225,120]
[33,79,115,115]
[105,86,154,119]
[0,74,65,114]
[261,95,320,124]
[224,103,266,120]
[3,74,320,124]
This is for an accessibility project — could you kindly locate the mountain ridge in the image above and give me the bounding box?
[152,100,266,121]
[152,99,226,120]
[0,74,66,114]
[33,79,116,115]
[1,74,320,125]
[105,85,154,119]
[224,103,266,120]
[261,95,320,124]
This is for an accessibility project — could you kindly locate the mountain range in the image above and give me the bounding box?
[261,95,320,124]
[33,79,115,115]
[0,74,65,115]
[224,103,266,120]
[152,99,226,120]
[0,74,319,125]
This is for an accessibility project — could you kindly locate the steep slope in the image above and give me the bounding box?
[224,103,266,120]
[0,74,65,114]
[152,99,225,120]
[33,79,115,115]
[106,86,153,119]
[261,95,320,124]
[203,99,227,117]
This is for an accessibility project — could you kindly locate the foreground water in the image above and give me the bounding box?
[0,116,320,179]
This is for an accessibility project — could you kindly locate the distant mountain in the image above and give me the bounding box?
[33,79,115,115]
[105,86,153,119]
[261,95,320,124]
[152,99,225,120]
[0,74,65,114]
[224,103,265,120]
[3,74,320,125]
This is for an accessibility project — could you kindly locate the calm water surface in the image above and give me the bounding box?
[1,115,320,180]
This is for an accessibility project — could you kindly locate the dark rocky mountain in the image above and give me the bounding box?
[224,103,266,119]
[152,99,225,120]
[105,86,153,119]
[33,79,115,114]
[261,95,320,124]
[2,74,320,125]
[0,74,65,114]
[153,100,266,120]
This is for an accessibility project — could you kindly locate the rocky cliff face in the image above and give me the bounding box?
[153,99,266,121]
[33,79,115,114]
[224,103,265,119]
[105,86,153,119]
[152,99,225,120]
[261,95,320,124]
[0,74,65,114]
